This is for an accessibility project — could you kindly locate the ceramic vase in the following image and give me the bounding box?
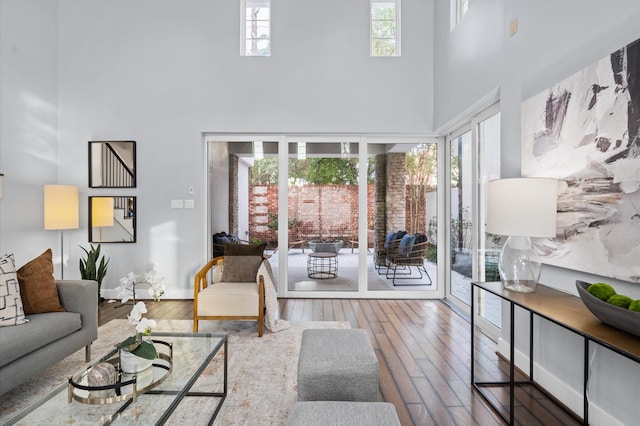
[120,349,153,373]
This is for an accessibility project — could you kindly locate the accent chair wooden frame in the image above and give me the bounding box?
[193,257,265,336]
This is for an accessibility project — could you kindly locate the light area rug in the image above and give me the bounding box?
[0,319,350,425]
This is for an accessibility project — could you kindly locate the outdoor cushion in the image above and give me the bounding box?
[384,232,397,248]
[398,234,416,256]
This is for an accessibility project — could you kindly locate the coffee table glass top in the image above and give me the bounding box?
[5,332,227,426]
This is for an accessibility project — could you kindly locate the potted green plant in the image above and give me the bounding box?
[79,243,109,302]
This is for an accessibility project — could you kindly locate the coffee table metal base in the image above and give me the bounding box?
[307,252,338,279]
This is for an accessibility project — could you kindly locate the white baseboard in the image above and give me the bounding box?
[101,289,193,301]
[496,338,623,426]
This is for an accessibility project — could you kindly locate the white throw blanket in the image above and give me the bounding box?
[213,259,291,333]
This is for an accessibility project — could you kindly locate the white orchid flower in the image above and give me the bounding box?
[119,271,137,287]
[144,270,163,285]
[118,272,138,303]
[134,301,147,313]
[136,318,157,335]
[126,301,147,324]
[148,281,166,300]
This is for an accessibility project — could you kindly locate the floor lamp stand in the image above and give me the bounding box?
[59,230,65,280]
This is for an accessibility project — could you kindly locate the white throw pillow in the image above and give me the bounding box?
[0,253,28,326]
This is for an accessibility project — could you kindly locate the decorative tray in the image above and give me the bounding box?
[576,280,640,338]
[67,340,173,405]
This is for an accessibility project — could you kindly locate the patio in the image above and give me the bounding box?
[268,247,437,292]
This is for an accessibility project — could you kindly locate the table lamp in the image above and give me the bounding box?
[44,185,79,279]
[486,178,557,293]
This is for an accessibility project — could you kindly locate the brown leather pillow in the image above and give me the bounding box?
[17,249,65,314]
[221,243,266,282]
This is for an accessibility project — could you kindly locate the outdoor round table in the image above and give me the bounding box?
[307,252,338,279]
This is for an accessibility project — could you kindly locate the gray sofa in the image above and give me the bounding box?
[0,280,98,395]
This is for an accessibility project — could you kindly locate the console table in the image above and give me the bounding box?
[471,282,640,425]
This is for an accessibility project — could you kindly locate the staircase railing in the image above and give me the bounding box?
[102,143,134,187]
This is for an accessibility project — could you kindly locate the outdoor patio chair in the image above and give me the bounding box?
[374,239,400,274]
[287,230,306,253]
[212,231,250,258]
[350,229,376,253]
[385,237,432,286]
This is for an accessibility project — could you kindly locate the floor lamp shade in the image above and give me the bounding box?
[44,185,79,280]
[486,178,557,293]
[44,185,80,230]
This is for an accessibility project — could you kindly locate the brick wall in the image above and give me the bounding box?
[385,153,406,232]
[246,153,428,245]
[249,184,375,244]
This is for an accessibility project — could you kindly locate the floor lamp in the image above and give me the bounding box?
[486,178,557,293]
[44,185,79,279]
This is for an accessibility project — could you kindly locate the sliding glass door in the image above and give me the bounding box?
[205,134,444,299]
[445,103,502,335]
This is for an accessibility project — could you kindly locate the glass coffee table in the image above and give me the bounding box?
[4,332,227,426]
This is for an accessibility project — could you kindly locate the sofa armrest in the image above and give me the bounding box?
[56,280,98,337]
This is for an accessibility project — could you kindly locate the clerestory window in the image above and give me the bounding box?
[241,0,271,57]
[370,0,400,57]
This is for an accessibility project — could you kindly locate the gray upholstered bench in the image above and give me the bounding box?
[297,329,378,402]
[287,401,401,426]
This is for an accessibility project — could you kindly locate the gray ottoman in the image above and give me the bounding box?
[297,329,378,402]
[287,401,401,426]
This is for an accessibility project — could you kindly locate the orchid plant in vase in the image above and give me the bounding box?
[117,270,165,305]
[117,301,158,361]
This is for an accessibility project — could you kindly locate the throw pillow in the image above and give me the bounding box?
[221,243,266,282]
[17,249,66,314]
[0,254,28,326]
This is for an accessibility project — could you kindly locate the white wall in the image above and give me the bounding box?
[434,1,640,423]
[0,0,62,269]
[0,0,434,296]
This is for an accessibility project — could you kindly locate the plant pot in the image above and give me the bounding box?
[120,349,154,373]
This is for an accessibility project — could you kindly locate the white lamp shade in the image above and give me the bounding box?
[44,185,79,230]
[486,178,557,238]
[92,197,114,227]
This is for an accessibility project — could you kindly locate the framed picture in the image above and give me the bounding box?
[521,38,640,282]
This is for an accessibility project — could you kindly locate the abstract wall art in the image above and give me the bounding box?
[521,37,640,282]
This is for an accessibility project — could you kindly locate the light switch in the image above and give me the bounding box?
[171,199,184,209]
[184,199,195,209]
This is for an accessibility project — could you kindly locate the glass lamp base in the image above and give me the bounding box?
[498,236,541,293]
[502,281,537,293]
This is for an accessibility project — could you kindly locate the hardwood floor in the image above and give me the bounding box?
[99,298,580,426]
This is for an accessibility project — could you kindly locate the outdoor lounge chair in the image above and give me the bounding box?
[374,231,408,274]
[385,237,432,286]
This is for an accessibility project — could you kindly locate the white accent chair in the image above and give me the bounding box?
[193,257,265,336]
